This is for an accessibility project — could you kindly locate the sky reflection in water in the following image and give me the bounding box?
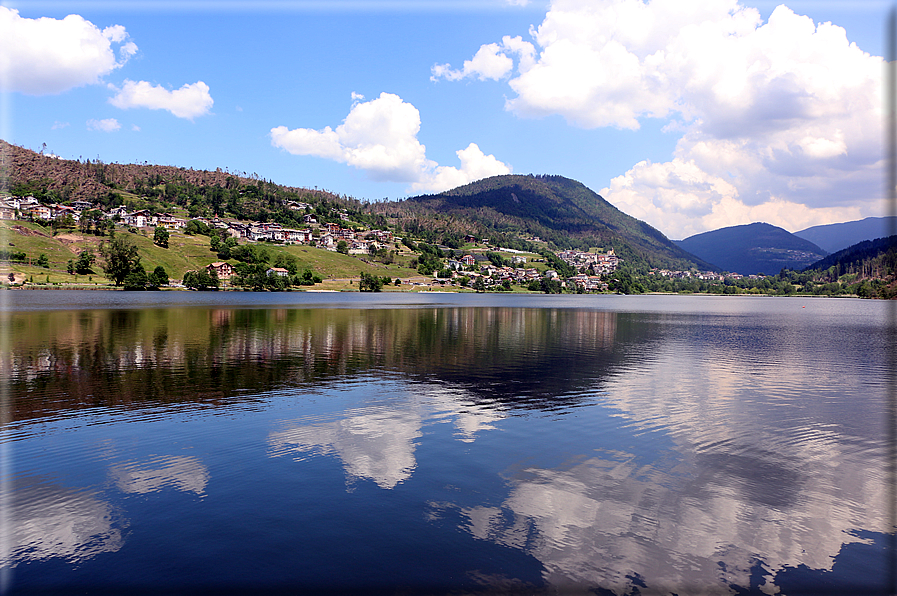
[2,294,892,594]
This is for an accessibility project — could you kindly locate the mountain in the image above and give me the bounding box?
[804,234,897,273]
[675,222,828,275]
[385,174,716,270]
[795,217,897,254]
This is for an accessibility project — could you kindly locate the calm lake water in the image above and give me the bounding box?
[2,291,894,595]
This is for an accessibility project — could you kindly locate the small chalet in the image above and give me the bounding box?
[207,262,234,280]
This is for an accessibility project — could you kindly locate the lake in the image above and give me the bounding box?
[2,291,894,595]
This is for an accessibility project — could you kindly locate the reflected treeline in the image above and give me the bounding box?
[5,307,657,422]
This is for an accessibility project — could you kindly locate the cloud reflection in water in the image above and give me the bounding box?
[110,455,210,496]
[1,477,124,567]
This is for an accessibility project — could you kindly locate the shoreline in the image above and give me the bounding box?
[0,285,862,298]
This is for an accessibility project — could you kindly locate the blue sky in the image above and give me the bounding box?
[1,0,890,239]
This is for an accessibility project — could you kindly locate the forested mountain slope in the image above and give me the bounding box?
[377,174,714,270]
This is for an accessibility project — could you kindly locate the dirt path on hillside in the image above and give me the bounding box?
[12,225,49,238]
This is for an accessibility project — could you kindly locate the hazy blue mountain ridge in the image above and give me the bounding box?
[676,222,828,275]
[795,216,897,254]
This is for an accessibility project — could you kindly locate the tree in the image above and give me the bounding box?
[67,259,75,274]
[485,251,507,268]
[230,245,268,264]
[296,268,323,286]
[184,219,209,236]
[154,226,170,248]
[148,265,169,289]
[100,234,141,286]
[52,214,76,233]
[183,269,219,290]
[359,271,384,291]
[36,253,49,268]
[272,253,299,275]
[123,263,148,290]
[540,278,563,294]
[337,240,349,255]
[75,249,96,274]
[217,237,236,260]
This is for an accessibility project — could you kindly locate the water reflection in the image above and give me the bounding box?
[5,307,623,422]
[435,439,887,594]
[269,386,511,489]
[3,298,891,593]
[2,477,124,567]
[270,405,423,489]
[110,455,209,496]
[424,308,892,593]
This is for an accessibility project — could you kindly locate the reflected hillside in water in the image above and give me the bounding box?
[6,307,635,421]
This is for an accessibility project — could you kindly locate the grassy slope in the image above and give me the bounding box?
[0,221,419,285]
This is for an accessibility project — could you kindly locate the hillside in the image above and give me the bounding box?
[804,235,897,275]
[3,141,715,269]
[0,219,421,288]
[1,139,346,220]
[795,216,897,254]
[376,174,715,270]
[675,222,827,275]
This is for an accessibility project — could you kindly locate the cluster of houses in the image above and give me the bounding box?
[0,196,99,222]
[567,273,611,291]
[469,264,557,286]
[3,196,399,254]
[190,217,395,254]
[441,262,608,291]
[556,249,619,274]
[649,269,765,281]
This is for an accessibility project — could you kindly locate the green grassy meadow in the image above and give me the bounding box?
[0,221,422,288]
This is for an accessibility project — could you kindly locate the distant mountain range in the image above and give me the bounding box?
[675,222,828,275]
[795,217,897,254]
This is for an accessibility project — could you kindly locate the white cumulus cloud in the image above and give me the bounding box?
[413,143,512,193]
[86,118,121,132]
[437,0,884,238]
[271,92,511,193]
[109,80,214,120]
[432,36,535,82]
[601,158,865,240]
[0,7,136,95]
